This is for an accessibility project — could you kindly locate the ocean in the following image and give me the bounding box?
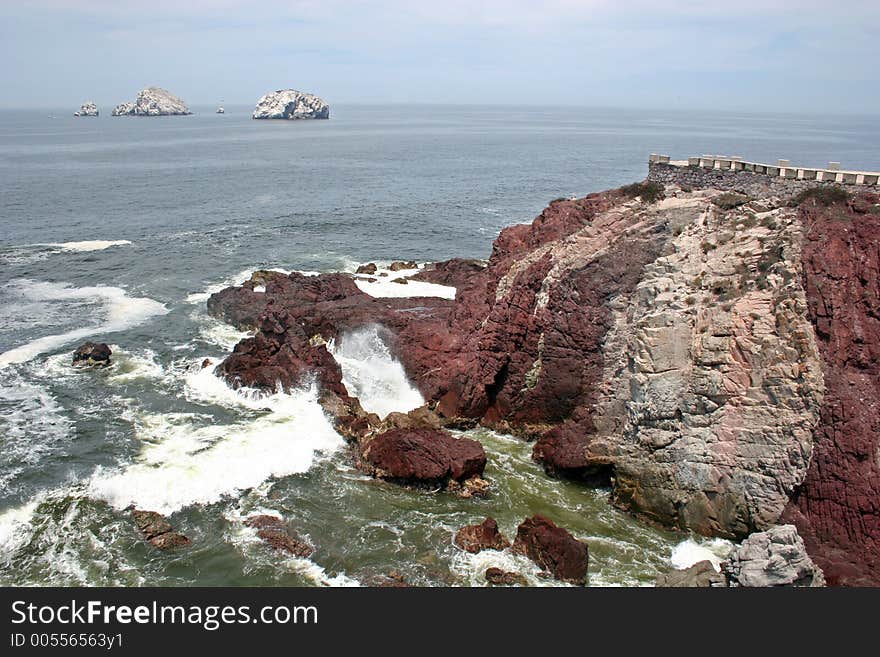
[0,104,876,586]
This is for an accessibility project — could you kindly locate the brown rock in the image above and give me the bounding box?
[356,263,378,275]
[512,515,588,584]
[243,514,284,530]
[485,567,527,586]
[454,518,511,553]
[132,510,190,550]
[133,510,171,540]
[72,342,112,367]
[360,428,486,485]
[149,532,191,550]
[256,529,314,557]
[389,261,418,271]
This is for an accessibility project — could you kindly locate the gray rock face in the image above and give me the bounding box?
[73,101,98,117]
[722,525,825,586]
[111,87,191,116]
[252,89,329,120]
[585,194,824,538]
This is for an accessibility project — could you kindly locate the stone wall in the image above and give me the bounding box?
[647,158,879,198]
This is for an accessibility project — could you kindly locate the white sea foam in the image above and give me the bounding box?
[669,537,734,571]
[327,325,423,418]
[88,369,343,515]
[0,280,168,369]
[353,264,456,300]
[0,500,39,557]
[105,348,166,383]
[50,240,132,252]
[0,376,72,490]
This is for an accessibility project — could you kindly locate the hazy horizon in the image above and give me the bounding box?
[2,1,879,114]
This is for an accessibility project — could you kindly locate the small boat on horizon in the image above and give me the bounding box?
[216,105,225,114]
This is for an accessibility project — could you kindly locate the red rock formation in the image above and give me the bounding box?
[359,428,486,485]
[782,193,880,586]
[453,517,511,553]
[511,515,589,584]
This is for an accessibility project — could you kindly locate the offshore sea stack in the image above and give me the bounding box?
[73,101,98,117]
[207,175,879,586]
[112,87,191,116]
[252,89,330,120]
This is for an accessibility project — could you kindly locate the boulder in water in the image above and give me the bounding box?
[245,515,313,557]
[252,89,329,120]
[512,515,589,584]
[454,517,510,553]
[485,568,527,586]
[72,342,112,367]
[133,510,190,550]
[359,428,486,486]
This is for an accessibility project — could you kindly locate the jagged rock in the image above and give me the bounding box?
[132,510,190,550]
[356,263,378,275]
[252,89,329,120]
[72,342,112,367]
[244,515,313,557]
[73,101,98,117]
[655,560,726,587]
[722,525,825,587]
[511,515,588,584]
[359,428,486,486]
[410,258,487,288]
[485,568,527,586]
[112,87,191,116]
[389,261,418,271]
[454,518,510,553]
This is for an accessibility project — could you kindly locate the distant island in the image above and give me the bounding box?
[112,87,191,116]
[252,89,329,120]
[73,101,98,117]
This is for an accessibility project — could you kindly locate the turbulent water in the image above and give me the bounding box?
[1,104,876,586]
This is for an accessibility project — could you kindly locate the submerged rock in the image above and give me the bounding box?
[485,567,527,586]
[72,342,112,367]
[511,515,588,584]
[73,101,98,117]
[133,510,190,550]
[722,525,825,587]
[655,560,726,587]
[244,515,314,557]
[112,87,191,116]
[454,517,511,553]
[359,428,486,486]
[252,89,329,120]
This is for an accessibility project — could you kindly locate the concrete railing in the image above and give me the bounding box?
[648,154,880,186]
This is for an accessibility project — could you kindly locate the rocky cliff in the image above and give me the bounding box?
[112,87,191,116]
[207,180,879,585]
[252,89,329,120]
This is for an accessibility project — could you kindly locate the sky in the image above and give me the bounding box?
[1,0,878,113]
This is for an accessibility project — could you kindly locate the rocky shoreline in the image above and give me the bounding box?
[203,178,879,586]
